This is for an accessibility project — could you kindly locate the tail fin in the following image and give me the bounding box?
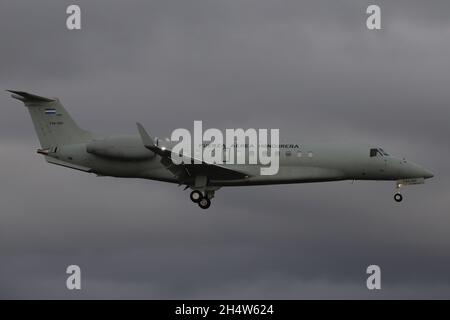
[8,90,92,148]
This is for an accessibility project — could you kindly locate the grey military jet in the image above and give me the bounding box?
[9,90,433,209]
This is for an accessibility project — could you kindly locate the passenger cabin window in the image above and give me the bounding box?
[297,151,302,157]
[285,151,292,157]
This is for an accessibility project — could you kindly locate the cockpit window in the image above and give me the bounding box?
[370,148,389,157]
[370,148,379,157]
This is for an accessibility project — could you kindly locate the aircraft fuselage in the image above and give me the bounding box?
[48,137,433,187]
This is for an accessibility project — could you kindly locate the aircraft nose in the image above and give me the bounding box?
[410,163,434,179]
[399,159,434,179]
[423,168,434,179]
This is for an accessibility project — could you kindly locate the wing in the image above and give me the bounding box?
[136,123,249,184]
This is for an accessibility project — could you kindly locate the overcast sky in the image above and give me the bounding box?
[1,0,450,299]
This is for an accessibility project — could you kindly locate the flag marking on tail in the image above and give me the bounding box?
[45,108,57,115]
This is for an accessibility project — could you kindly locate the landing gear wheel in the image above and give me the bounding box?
[190,190,202,203]
[394,193,403,202]
[198,197,211,209]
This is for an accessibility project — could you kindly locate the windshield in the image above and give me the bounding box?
[370,148,389,157]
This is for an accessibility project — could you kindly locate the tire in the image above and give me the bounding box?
[190,190,202,203]
[394,193,403,202]
[198,197,211,209]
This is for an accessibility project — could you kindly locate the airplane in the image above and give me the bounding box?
[8,90,434,209]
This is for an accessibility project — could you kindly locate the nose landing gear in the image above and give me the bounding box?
[394,182,403,202]
[394,193,403,202]
[393,178,426,202]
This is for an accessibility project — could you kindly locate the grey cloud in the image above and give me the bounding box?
[1,0,450,299]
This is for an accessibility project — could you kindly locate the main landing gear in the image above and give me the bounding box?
[190,190,212,209]
[198,197,211,209]
[190,190,202,203]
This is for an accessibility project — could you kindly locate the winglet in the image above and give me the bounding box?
[136,122,156,148]
[7,90,55,103]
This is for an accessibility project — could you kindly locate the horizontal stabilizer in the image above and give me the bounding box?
[45,157,92,173]
[7,90,55,103]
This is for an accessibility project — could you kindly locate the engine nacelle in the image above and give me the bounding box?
[86,136,155,160]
